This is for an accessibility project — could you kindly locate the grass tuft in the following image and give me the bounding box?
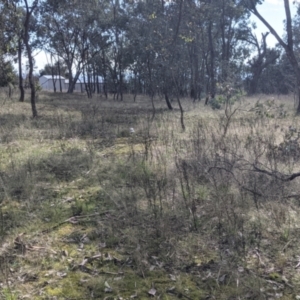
[1,91,300,298]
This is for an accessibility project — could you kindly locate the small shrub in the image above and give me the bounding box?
[209,97,222,110]
[267,128,300,162]
[251,99,287,119]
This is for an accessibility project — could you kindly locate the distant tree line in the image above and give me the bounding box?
[1,0,300,116]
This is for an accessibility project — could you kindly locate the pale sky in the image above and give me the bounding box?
[32,0,300,73]
[251,0,300,47]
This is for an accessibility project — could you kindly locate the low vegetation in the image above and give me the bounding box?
[1,90,300,299]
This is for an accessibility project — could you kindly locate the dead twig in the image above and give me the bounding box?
[41,211,114,233]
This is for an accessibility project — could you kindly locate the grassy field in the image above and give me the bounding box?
[1,90,300,299]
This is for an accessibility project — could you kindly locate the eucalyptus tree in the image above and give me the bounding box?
[171,0,251,103]
[0,1,25,101]
[125,0,166,109]
[0,59,16,88]
[0,2,19,64]
[40,0,110,94]
[39,59,67,92]
[217,0,250,82]
[246,32,279,94]
[256,52,290,95]
[201,0,252,102]
[2,0,39,116]
[0,3,13,90]
[244,0,300,113]
[79,6,110,98]
[125,0,193,127]
[22,0,39,117]
[180,0,208,101]
[107,0,124,100]
[126,0,189,110]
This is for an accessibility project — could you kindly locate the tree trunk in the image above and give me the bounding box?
[18,37,25,102]
[249,69,262,95]
[25,43,37,117]
[103,76,107,99]
[101,50,108,99]
[67,65,73,93]
[208,20,216,99]
[171,68,185,131]
[58,59,62,92]
[249,0,300,113]
[119,70,123,101]
[83,66,92,98]
[23,0,38,118]
[68,71,81,93]
[96,71,100,94]
[51,67,57,93]
[296,75,300,114]
[133,70,137,102]
[164,93,173,110]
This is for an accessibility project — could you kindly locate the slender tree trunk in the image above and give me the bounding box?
[96,74,100,94]
[88,72,93,98]
[171,69,185,131]
[150,93,156,121]
[58,59,62,92]
[147,59,156,120]
[51,69,57,93]
[164,92,173,110]
[68,70,81,93]
[118,57,123,101]
[208,20,216,99]
[50,54,56,92]
[23,0,38,118]
[133,70,137,102]
[92,68,96,94]
[296,73,300,114]
[67,65,73,93]
[194,49,199,101]
[101,50,108,99]
[25,44,37,117]
[83,66,92,98]
[189,41,199,101]
[249,0,300,113]
[103,75,107,99]
[18,37,25,102]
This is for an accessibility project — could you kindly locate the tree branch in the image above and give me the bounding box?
[248,0,287,50]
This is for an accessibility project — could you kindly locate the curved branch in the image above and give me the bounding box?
[248,0,287,50]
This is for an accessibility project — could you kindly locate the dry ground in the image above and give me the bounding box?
[0,90,300,299]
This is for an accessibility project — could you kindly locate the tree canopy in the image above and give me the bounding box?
[1,0,300,112]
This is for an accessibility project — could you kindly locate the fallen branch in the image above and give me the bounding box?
[42,211,114,233]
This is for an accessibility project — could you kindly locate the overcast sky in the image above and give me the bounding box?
[251,0,299,47]
[33,0,300,73]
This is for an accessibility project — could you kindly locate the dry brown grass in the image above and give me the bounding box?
[0,90,300,299]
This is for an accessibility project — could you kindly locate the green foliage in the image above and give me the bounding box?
[209,97,222,110]
[1,94,300,299]
[209,85,244,110]
[1,288,18,300]
[0,59,17,87]
[35,82,42,92]
[251,99,287,119]
[39,61,67,77]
